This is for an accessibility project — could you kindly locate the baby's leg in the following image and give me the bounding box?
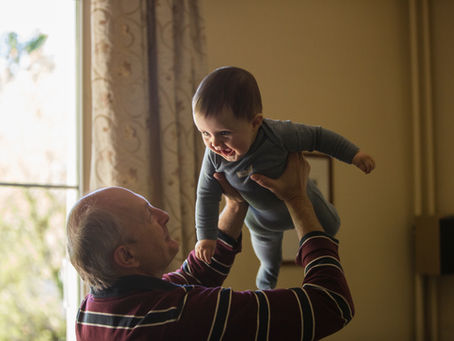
[249,230,283,290]
[306,178,340,236]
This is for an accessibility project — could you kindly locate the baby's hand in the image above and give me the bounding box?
[195,239,216,263]
[352,151,376,174]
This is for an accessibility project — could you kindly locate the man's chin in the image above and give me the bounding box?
[169,239,180,254]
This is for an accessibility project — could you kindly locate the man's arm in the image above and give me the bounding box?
[163,153,353,340]
[214,172,248,240]
[237,152,354,339]
[163,172,247,287]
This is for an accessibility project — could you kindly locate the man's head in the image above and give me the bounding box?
[192,66,264,162]
[66,187,179,290]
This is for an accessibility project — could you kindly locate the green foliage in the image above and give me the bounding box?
[0,188,66,341]
[24,34,47,54]
[2,31,48,64]
[6,32,19,63]
[0,31,51,84]
[0,28,67,340]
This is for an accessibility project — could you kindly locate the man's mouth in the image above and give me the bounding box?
[162,224,171,240]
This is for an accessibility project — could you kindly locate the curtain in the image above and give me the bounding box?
[89,0,206,269]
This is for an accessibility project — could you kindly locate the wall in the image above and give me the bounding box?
[431,1,454,339]
[201,1,415,340]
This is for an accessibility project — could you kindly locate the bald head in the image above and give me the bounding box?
[66,187,146,290]
[71,187,140,223]
[67,186,178,290]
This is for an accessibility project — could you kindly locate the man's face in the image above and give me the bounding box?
[193,107,263,162]
[101,187,179,277]
[133,199,180,277]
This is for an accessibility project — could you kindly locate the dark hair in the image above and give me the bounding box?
[192,66,262,121]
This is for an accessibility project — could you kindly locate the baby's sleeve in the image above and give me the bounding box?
[277,121,359,164]
[195,149,223,241]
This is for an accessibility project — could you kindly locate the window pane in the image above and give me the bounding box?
[0,0,76,186]
[0,186,77,340]
[0,0,78,339]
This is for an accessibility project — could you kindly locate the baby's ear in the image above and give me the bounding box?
[252,114,264,128]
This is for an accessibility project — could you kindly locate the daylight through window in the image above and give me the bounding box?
[0,1,78,340]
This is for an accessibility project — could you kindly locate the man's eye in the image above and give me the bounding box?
[220,131,230,136]
[202,131,210,137]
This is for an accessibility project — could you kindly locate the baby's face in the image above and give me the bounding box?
[193,108,262,162]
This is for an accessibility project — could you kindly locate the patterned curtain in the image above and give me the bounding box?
[89,0,206,269]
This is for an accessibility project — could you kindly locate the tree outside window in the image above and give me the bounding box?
[0,1,77,339]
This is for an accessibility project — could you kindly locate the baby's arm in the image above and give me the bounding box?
[277,121,375,172]
[195,149,223,263]
[352,150,376,174]
[195,171,247,263]
[195,239,217,263]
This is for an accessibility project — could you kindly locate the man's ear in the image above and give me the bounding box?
[113,245,140,268]
[252,114,264,129]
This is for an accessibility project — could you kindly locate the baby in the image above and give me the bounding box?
[192,66,375,289]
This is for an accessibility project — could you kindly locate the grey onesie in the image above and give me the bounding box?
[196,118,359,289]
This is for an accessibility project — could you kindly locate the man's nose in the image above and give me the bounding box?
[161,212,169,225]
[155,208,169,224]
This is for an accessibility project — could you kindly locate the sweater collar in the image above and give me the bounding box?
[91,275,178,298]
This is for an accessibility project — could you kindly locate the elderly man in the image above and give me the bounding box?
[67,152,354,340]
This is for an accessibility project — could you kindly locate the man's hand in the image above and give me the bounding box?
[250,152,310,203]
[195,239,216,263]
[251,152,323,239]
[352,151,375,174]
[213,172,247,206]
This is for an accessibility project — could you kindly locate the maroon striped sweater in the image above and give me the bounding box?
[76,230,354,340]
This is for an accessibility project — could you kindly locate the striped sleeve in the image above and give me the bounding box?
[290,287,315,341]
[297,232,354,339]
[303,283,353,325]
[163,231,241,286]
[77,287,191,331]
[207,288,232,341]
[254,290,271,340]
[219,232,354,341]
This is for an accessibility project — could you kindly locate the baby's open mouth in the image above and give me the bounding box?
[220,148,234,157]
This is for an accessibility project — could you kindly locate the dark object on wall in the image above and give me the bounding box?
[415,215,454,275]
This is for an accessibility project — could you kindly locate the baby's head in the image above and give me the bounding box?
[192,66,262,121]
[192,66,264,162]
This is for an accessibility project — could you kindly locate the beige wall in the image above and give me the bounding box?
[431,1,454,340]
[201,0,453,340]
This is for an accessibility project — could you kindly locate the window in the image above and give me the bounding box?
[0,1,80,340]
